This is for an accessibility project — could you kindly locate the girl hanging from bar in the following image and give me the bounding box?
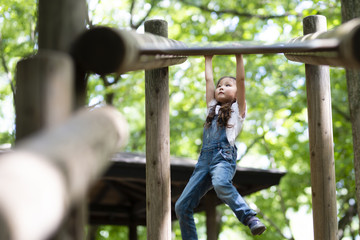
[175,55,266,239]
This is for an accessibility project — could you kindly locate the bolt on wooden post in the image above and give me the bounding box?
[145,19,171,240]
[304,15,338,240]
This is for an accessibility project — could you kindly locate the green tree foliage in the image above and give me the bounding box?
[0,0,37,145]
[0,0,358,239]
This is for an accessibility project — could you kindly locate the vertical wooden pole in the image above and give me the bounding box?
[38,0,87,52]
[0,210,10,239]
[15,51,74,141]
[86,225,98,240]
[129,223,138,240]
[19,0,87,239]
[129,206,138,240]
[205,196,220,240]
[304,15,338,240]
[38,0,88,108]
[145,19,171,240]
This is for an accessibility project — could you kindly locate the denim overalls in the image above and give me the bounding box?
[175,115,256,240]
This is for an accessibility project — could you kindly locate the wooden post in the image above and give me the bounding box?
[129,223,138,240]
[341,0,360,228]
[304,15,338,240]
[38,0,87,52]
[38,0,88,108]
[129,205,138,240]
[205,195,220,240]
[15,51,74,141]
[15,0,87,239]
[145,19,171,240]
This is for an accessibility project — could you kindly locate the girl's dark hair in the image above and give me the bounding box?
[205,76,236,128]
[216,76,236,86]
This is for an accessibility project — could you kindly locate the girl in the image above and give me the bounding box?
[175,55,266,239]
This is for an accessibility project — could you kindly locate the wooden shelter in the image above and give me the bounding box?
[88,152,285,228]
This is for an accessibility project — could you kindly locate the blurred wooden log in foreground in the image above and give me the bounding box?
[285,17,360,69]
[71,27,187,75]
[72,18,360,75]
[0,107,128,240]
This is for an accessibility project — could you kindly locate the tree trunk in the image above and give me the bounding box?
[340,0,360,229]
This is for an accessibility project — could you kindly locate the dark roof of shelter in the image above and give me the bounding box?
[88,152,286,226]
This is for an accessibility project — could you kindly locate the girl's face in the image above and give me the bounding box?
[215,77,237,104]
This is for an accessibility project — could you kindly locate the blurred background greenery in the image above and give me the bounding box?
[0,0,357,239]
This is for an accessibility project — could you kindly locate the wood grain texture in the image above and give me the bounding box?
[0,107,128,240]
[72,19,360,75]
[145,19,171,240]
[341,0,360,230]
[304,15,337,240]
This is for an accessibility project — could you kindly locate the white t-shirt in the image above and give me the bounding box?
[207,99,246,146]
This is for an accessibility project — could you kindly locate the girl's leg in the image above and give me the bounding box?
[175,166,213,240]
[210,159,257,224]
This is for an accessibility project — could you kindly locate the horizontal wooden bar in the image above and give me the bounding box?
[71,18,360,74]
[71,27,187,74]
[285,17,360,68]
[141,39,339,55]
[0,107,128,240]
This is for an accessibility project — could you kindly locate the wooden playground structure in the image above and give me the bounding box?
[0,0,360,239]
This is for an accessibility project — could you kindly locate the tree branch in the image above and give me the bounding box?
[257,210,294,240]
[179,0,302,20]
[129,0,136,28]
[332,103,351,121]
[130,0,158,30]
[237,134,264,161]
[100,75,121,87]
[85,4,93,28]
[276,187,294,238]
[100,75,121,105]
[338,200,357,239]
[0,37,16,103]
[260,135,295,239]
[261,135,278,168]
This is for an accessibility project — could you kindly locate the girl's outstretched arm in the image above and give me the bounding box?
[236,54,246,118]
[205,55,215,107]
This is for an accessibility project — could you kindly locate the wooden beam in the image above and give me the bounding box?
[71,26,187,74]
[0,107,128,240]
[71,18,360,75]
[303,15,338,240]
[285,18,360,68]
[145,19,171,240]
[89,215,146,226]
